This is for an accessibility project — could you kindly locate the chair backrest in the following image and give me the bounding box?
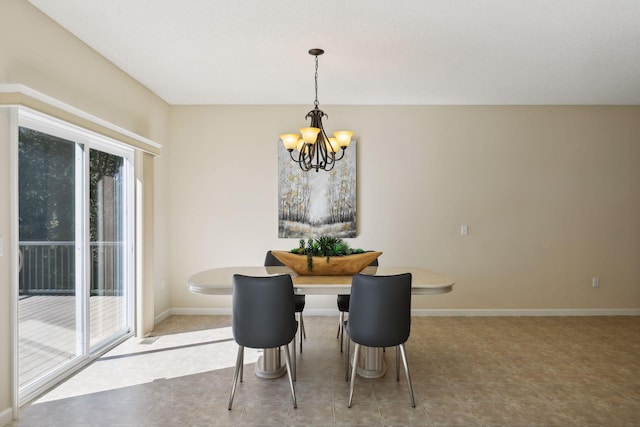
[264,250,285,266]
[232,274,296,349]
[347,273,412,347]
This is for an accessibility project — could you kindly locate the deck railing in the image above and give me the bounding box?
[19,241,123,296]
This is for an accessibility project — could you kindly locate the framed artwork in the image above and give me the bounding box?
[278,141,356,238]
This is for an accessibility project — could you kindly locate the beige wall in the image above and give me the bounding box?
[0,0,171,417]
[169,105,640,312]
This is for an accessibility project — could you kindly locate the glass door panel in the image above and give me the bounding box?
[89,149,128,350]
[18,127,82,389]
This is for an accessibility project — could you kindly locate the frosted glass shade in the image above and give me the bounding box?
[327,137,340,153]
[296,139,308,153]
[300,127,321,144]
[333,131,353,147]
[280,133,299,150]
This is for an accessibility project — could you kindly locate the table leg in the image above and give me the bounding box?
[355,346,386,379]
[255,348,286,379]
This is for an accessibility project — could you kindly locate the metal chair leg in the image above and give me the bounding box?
[344,331,350,381]
[399,343,416,407]
[228,345,244,410]
[396,346,400,381]
[348,344,361,407]
[300,313,306,339]
[299,314,304,353]
[291,337,297,382]
[282,344,297,408]
[339,312,345,352]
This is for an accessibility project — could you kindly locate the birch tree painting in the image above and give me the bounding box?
[278,142,356,238]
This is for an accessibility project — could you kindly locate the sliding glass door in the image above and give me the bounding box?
[88,148,129,348]
[18,109,133,401]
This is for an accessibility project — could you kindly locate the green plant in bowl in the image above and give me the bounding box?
[291,235,366,272]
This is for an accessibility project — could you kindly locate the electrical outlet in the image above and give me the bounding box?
[592,277,600,288]
[460,225,469,236]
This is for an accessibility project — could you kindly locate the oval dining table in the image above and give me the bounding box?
[188,265,454,379]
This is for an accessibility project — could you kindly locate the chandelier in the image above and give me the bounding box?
[280,49,353,172]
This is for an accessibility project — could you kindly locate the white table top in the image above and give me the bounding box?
[188,266,454,295]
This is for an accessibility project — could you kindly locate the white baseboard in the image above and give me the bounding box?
[153,308,172,325]
[170,307,233,316]
[409,308,640,316]
[0,406,14,426]
[166,307,640,317]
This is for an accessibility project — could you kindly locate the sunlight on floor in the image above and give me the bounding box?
[35,325,260,402]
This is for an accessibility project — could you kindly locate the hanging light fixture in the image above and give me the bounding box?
[280,49,353,172]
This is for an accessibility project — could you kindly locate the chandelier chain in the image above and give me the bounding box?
[314,55,319,107]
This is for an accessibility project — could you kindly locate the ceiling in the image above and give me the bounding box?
[28,0,640,105]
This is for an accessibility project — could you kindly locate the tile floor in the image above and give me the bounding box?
[9,315,640,426]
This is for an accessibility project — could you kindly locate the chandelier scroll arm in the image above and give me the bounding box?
[332,147,346,162]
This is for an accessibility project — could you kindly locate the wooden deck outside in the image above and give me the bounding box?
[19,295,127,388]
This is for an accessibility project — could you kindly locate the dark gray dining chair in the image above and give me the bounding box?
[228,274,298,410]
[344,272,415,408]
[336,257,379,352]
[265,250,306,353]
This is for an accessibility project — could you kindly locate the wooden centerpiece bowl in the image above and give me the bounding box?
[271,250,382,276]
